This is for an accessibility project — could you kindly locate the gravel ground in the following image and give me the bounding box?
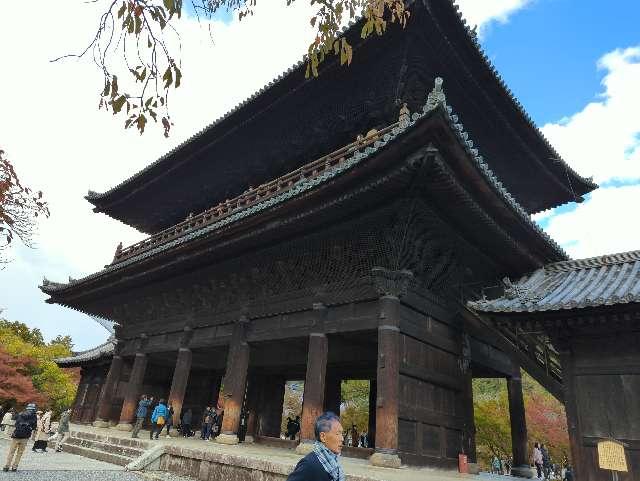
[0,436,143,481]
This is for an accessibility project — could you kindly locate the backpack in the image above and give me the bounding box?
[12,414,33,439]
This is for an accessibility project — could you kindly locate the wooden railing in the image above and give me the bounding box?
[113,122,399,264]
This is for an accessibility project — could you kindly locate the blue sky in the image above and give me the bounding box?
[482,0,640,125]
[0,0,638,350]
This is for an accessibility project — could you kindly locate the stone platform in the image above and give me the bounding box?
[65,424,478,481]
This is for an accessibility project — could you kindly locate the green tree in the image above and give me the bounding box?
[340,380,369,434]
[50,334,74,351]
[59,0,410,136]
[0,320,79,416]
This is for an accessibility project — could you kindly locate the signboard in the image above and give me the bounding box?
[598,440,628,472]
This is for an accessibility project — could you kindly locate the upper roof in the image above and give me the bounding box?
[55,336,116,367]
[468,250,640,313]
[85,0,596,234]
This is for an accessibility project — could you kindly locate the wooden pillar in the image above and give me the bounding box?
[167,347,192,427]
[507,366,530,477]
[216,317,250,445]
[462,373,477,464]
[72,382,89,422]
[297,332,329,453]
[259,376,286,437]
[94,354,123,427]
[324,372,341,414]
[370,294,402,468]
[244,374,263,443]
[558,346,583,481]
[116,352,148,431]
[368,379,376,448]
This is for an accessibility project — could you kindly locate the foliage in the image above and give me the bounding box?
[0,319,79,416]
[59,0,409,136]
[0,149,49,264]
[340,379,369,433]
[0,347,46,407]
[473,372,570,470]
[281,380,303,434]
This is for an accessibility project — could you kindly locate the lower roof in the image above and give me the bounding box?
[55,337,116,367]
[468,250,640,313]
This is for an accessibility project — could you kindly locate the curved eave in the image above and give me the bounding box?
[55,338,115,368]
[85,0,595,232]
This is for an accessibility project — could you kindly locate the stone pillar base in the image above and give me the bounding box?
[169,430,180,437]
[92,419,110,428]
[511,465,534,478]
[369,451,402,468]
[115,423,134,432]
[295,441,314,455]
[243,435,255,444]
[215,433,239,445]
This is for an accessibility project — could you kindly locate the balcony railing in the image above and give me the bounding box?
[112,121,399,264]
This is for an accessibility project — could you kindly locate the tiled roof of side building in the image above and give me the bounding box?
[40,78,567,296]
[55,336,116,367]
[468,250,640,313]
[85,0,595,208]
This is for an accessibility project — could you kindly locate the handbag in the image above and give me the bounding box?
[157,416,165,426]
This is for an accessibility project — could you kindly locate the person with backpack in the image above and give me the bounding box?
[149,399,169,440]
[3,403,37,472]
[131,394,153,439]
[1,408,15,436]
[181,408,193,437]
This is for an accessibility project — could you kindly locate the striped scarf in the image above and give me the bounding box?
[313,441,345,481]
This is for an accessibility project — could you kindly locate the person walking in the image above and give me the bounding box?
[3,403,37,472]
[131,394,154,439]
[149,399,168,440]
[532,442,543,479]
[287,412,344,481]
[1,408,15,436]
[164,403,174,438]
[541,444,551,480]
[181,408,193,438]
[201,406,214,440]
[48,408,71,452]
[32,409,51,452]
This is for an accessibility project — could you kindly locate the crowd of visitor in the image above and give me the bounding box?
[0,403,72,472]
[488,442,574,481]
[131,394,224,441]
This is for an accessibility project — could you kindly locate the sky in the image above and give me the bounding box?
[0,0,638,350]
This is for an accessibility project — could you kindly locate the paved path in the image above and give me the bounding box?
[0,436,141,481]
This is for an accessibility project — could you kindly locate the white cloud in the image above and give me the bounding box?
[543,186,640,259]
[541,46,640,184]
[456,0,533,36]
[535,46,640,259]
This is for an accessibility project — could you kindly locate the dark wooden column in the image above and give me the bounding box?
[94,354,124,427]
[259,376,286,437]
[558,345,583,481]
[507,366,530,477]
[368,379,377,448]
[72,380,90,422]
[244,374,263,443]
[297,329,329,453]
[216,317,250,445]
[371,293,402,467]
[116,352,148,431]
[324,372,341,414]
[462,372,477,464]
[167,347,192,428]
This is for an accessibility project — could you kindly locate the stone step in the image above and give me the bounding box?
[61,442,133,467]
[70,429,151,450]
[65,436,145,458]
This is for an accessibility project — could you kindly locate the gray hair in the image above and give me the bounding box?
[314,412,340,441]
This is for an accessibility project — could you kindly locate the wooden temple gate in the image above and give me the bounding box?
[44,0,600,472]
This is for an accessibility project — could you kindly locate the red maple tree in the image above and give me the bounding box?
[0,347,46,406]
